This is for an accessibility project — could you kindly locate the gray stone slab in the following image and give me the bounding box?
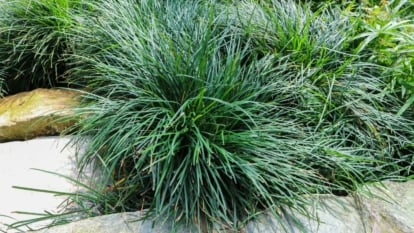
[0,137,87,232]
[31,180,414,233]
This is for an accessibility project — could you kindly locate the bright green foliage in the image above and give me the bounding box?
[0,0,80,95]
[353,0,414,115]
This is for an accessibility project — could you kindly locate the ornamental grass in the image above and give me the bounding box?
[4,0,414,232]
[63,0,414,232]
[0,0,80,95]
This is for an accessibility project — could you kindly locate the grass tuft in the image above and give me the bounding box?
[0,0,81,95]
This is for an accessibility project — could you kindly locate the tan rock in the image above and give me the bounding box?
[0,88,79,141]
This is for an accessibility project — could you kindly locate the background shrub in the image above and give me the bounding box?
[0,0,80,95]
[227,0,414,181]
[353,0,414,115]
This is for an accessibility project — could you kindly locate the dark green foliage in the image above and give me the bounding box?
[69,1,334,231]
[0,71,4,97]
[63,0,414,232]
[2,0,413,232]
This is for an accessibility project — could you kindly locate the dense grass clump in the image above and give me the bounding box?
[0,0,80,95]
[62,0,414,232]
[69,1,336,231]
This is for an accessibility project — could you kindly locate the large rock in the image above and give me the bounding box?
[30,180,414,233]
[0,136,94,233]
[0,88,79,141]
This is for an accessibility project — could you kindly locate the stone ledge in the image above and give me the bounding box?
[29,180,414,233]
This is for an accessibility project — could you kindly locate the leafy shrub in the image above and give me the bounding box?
[0,0,80,95]
[353,0,414,115]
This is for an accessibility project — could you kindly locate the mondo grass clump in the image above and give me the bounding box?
[63,0,414,232]
[0,0,81,95]
[69,0,333,231]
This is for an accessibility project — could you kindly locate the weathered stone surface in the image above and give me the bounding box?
[248,181,414,233]
[31,212,190,233]
[0,88,79,141]
[0,137,94,233]
[30,180,414,233]
[360,180,414,233]
[246,196,366,233]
